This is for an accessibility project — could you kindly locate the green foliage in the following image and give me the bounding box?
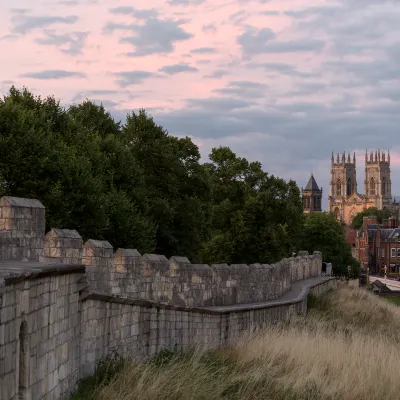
[298,212,360,277]
[200,147,304,264]
[122,110,212,260]
[0,86,352,268]
[71,352,125,400]
[351,207,394,229]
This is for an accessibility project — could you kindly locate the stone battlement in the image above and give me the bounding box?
[0,196,330,400]
[0,196,322,308]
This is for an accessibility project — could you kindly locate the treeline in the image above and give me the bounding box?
[0,87,358,276]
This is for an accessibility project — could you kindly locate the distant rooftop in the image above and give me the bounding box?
[304,174,321,191]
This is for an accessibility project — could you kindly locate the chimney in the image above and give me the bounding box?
[389,216,399,229]
[363,215,377,231]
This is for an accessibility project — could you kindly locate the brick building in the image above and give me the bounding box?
[356,215,400,275]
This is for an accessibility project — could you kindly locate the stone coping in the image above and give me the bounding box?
[1,263,85,286]
[81,276,336,315]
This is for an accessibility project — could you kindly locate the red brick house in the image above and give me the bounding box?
[356,216,400,275]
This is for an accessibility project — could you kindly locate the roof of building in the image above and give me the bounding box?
[0,196,45,208]
[366,224,400,242]
[304,174,320,191]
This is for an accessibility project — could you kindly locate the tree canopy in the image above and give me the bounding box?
[298,212,359,277]
[0,86,357,276]
[351,207,394,229]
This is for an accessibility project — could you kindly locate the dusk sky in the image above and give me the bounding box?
[1,0,400,209]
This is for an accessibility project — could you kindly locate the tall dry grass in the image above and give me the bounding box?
[83,282,400,400]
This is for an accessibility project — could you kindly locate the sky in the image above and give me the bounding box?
[1,0,400,210]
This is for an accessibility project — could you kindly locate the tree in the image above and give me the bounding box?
[298,212,360,277]
[200,147,304,264]
[0,87,156,253]
[351,207,394,229]
[122,109,212,260]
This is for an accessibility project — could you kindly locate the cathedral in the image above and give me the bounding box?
[328,150,399,225]
[302,150,400,225]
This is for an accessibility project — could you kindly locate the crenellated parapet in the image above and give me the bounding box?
[0,196,323,308]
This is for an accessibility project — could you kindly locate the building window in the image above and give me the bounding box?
[336,180,341,196]
[382,248,385,258]
[382,177,386,196]
[397,248,400,258]
[370,177,376,196]
[391,248,396,258]
[347,178,351,196]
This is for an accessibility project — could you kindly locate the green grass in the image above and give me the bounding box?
[71,352,125,400]
[385,297,400,306]
[71,282,400,400]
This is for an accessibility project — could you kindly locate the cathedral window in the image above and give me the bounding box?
[336,180,341,196]
[370,178,376,196]
[347,178,351,196]
[382,177,386,196]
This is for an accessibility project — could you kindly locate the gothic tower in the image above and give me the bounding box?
[302,174,323,213]
[364,149,392,209]
[328,151,357,219]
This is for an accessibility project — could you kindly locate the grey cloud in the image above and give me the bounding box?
[21,70,86,79]
[35,30,88,55]
[237,27,324,56]
[11,13,78,35]
[167,0,206,5]
[0,34,19,41]
[72,90,121,102]
[204,69,229,79]
[374,86,400,102]
[159,63,198,75]
[202,24,217,33]
[281,82,327,98]
[185,97,256,112]
[213,81,268,98]
[323,59,400,86]
[247,62,314,78]
[146,93,400,201]
[261,11,280,15]
[58,1,79,5]
[109,6,135,14]
[108,7,158,19]
[229,10,247,25]
[114,71,157,87]
[58,0,98,4]
[286,1,400,58]
[237,27,275,53]
[105,18,193,56]
[191,47,217,54]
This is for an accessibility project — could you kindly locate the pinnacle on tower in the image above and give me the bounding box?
[337,153,339,163]
[331,151,334,165]
[353,152,356,165]
[347,153,351,163]
[365,149,368,161]
[378,149,381,162]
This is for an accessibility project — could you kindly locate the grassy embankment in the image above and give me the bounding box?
[73,282,400,400]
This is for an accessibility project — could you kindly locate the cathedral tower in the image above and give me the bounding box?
[328,152,357,221]
[364,149,392,209]
[302,174,322,213]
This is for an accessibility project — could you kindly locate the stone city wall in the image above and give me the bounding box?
[0,196,331,400]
